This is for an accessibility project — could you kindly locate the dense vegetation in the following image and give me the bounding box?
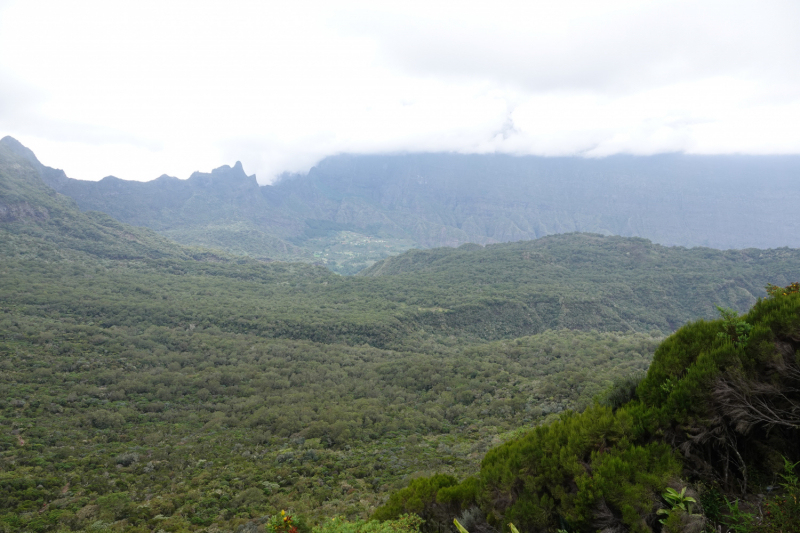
[2,141,799,532]
[374,286,800,533]
[360,237,800,335]
[0,318,659,531]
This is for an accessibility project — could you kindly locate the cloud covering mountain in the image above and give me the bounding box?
[7,136,800,276]
[1,0,799,183]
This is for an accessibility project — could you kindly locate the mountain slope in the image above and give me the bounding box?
[275,152,800,251]
[0,139,207,262]
[3,139,799,342]
[1,144,799,531]
[375,287,800,533]
[0,136,306,261]
[360,234,800,334]
[6,135,800,272]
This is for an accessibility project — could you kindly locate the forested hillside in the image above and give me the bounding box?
[6,135,800,273]
[375,285,800,533]
[1,141,799,532]
[360,236,800,334]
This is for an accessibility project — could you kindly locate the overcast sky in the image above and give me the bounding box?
[1,0,799,184]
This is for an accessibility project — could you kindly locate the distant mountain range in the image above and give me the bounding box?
[4,136,800,273]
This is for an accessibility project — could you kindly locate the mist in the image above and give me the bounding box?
[1,0,799,184]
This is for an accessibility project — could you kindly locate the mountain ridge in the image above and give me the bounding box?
[5,136,800,274]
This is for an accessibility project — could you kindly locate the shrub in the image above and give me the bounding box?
[373,474,461,532]
[115,452,139,467]
[88,410,124,429]
[315,514,423,533]
[95,493,132,521]
[231,487,266,509]
[595,371,645,410]
[477,405,680,532]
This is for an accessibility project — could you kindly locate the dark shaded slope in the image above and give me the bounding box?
[274,153,800,250]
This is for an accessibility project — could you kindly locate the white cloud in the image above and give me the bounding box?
[352,1,800,92]
[1,0,799,183]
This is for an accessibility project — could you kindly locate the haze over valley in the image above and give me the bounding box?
[6,136,800,274]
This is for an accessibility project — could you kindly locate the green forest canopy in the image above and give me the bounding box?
[1,142,799,532]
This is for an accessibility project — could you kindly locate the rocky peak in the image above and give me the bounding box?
[188,161,259,196]
[0,136,70,190]
[0,136,40,164]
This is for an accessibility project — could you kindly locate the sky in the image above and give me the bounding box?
[1,0,799,184]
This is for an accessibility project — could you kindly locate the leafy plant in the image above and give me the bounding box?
[722,498,755,533]
[715,306,752,347]
[452,518,469,533]
[660,377,678,395]
[453,518,523,533]
[759,456,800,532]
[656,487,697,525]
[269,510,299,533]
[766,282,800,297]
[698,484,724,524]
[779,456,800,492]
[595,371,645,410]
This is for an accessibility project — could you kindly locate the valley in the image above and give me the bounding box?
[1,140,799,532]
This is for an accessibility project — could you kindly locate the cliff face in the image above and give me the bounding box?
[272,152,800,250]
